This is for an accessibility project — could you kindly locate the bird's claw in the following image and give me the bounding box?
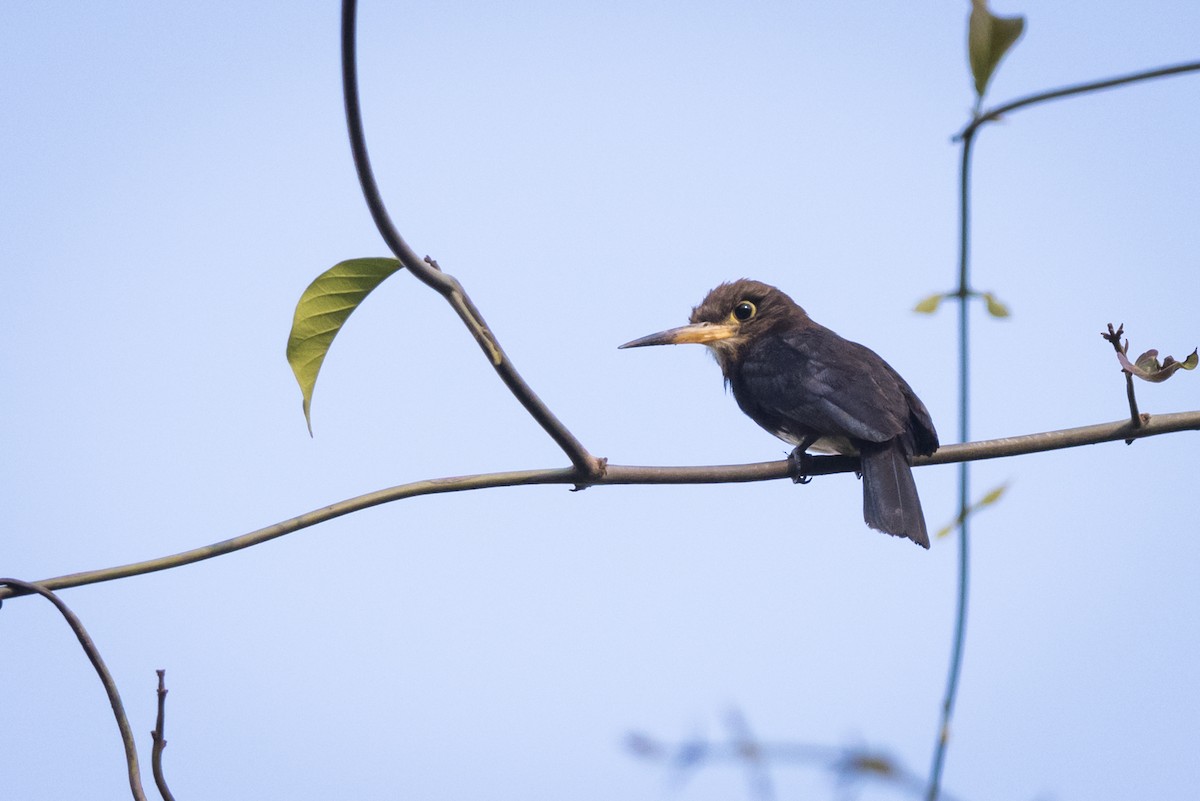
[788,448,816,485]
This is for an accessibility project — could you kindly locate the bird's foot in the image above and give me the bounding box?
[788,447,815,485]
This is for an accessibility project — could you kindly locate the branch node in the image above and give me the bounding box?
[571,456,609,491]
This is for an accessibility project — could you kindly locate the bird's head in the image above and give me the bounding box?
[619,279,807,367]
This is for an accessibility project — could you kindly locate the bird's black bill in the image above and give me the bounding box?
[619,322,738,349]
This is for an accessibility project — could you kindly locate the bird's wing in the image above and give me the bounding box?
[738,327,911,444]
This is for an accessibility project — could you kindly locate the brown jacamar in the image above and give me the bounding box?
[620,279,939,548]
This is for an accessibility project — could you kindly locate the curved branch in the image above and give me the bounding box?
[339,0,603,478]
[0,578,148,801]
[958,61,1200,141]
[1,411,1196,602]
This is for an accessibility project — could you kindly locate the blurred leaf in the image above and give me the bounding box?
[286,257,403,433]
[968,0,1026,99]
[914,293,945,314]
[845,752,897,777]
[936,481,1011,538]
[983,291,1010,318]
[979,482,1009,506]
[1117,346,1199,383]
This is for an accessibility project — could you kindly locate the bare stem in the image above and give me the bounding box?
[150,670,177,801]
[1,411,1196,603]
[1101,323,1143,437]
[338,0,602,479]
[0,579,147,801]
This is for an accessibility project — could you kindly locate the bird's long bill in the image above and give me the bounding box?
[618,321,738,349]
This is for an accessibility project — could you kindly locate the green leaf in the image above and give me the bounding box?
[978,482,1009,506]
[935,481,1011,538]
[983,291,1010,318]
[914,293,944,314]
[968,0,1026,100]
[286,257,403,433]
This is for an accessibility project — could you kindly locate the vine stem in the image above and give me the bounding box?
[927,117,975,801]
[927,59,1200,801]
[958,61,1200,141]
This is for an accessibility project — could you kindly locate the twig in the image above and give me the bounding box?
[0,578,148,801]
[151,670,177,801]
[957,61,1200,141]
[0,411,1196,603]
[338,0,603,481]
[1101,323,1144,440]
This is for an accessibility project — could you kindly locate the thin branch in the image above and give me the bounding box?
[957,61,1200,141]
[0,578,148,801]
[151,670,177,801]
[928,106,976,801]
[929,59,1200,800]
[0,411,1196,602]
[338,0,603,479]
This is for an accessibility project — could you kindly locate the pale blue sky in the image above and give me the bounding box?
[3,3,1198,799]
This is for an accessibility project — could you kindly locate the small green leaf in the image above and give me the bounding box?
[968,0,1026,100]
[983,292,1010,318]
[914,293,945,314]
[936,481,1011,538]
[286,257,403,433]
[978,482,1009,506]
[934,520,957,540]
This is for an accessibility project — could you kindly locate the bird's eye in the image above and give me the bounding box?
[732,301,757,322]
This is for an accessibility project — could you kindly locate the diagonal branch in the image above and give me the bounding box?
[1,410,1196,603]
[339,0,603,480]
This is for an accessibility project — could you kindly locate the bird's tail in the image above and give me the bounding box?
[860,442,930,548]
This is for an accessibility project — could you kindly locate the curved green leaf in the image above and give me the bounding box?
[968,0,1026,100]
[286,257,403,433]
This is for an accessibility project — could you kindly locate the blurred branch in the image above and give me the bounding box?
[1,410,1197,602]
[338,0,603,480]
[957,60,1200,141]
[628,724,966,801]
[0,578,148,801]
[151,670,177,801]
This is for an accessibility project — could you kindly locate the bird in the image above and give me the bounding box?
[619,279,939,548]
